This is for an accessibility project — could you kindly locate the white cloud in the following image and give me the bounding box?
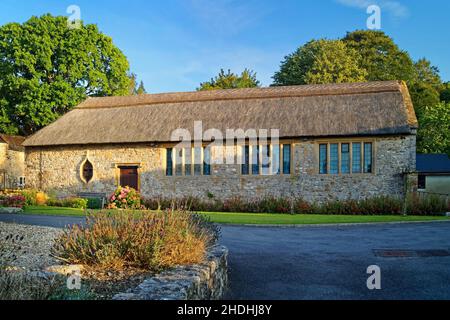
[336,0,409,18]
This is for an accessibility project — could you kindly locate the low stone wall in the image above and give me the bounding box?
[113,245,228,300]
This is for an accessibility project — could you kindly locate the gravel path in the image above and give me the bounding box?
[0,222,62,271]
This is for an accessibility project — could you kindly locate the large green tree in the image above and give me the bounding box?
[272,39,367,86]
[416,102,450,156]
[439,82,450,103]
[343,31,442,110]
[343,30,416,82]
[0,14,130,135]
[198,69,260,91]
[408,58,442,111]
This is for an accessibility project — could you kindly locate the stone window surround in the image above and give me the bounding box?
[240,143,292,176]
[162,142,294,178]
[315,138,376,176]
[114,162,142,190]
[79,156,95,185]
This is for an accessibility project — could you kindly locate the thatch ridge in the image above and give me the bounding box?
[78,81,403,109]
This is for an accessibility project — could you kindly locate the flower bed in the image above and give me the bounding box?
[0,194,26,208]
[142,194,450,216]
[52,210,219,272]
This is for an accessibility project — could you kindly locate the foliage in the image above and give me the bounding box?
[52,210,218,272]
[108,186,141,209]
[198,69,260,91]
[142,194,448,216]
[342,30,416,83]
[47,197,88,209]
[19,189,39,206]
[440,82,450,103]
[35,192,48,206]
[405,193,450,216]
[273,39,367,86]
[128,72,146,95]
[87,197,103,210]
[416,102,450,155]
[272,29,448,154]
[0,194,26,208]
[0,14,130,135]
[409,58,443,110]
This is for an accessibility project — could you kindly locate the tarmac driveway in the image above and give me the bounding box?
[1,214,449,300]
[220,222,450,300]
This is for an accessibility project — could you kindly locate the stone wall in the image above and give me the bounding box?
[0,143,25,188]
[25,135,416,202]
[113,245,228,300]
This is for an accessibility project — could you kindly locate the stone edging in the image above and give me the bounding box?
[0,207,24,214]
[113,245,228,300]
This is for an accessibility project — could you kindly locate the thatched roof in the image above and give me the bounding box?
[0,134,26,151]
[23,81,418,147]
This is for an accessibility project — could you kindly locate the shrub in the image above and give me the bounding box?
[293,198,316,214]
[108,186,141,209]
[0,195,26,208]
[87,198,103,210]
[358,196,403,215]
[35,192,48,206]
[405,193,449,216]
[63,198,88,209]
[52,210,218,272]
[20,189,39,206]
[141,194,448,216]
[257,196,292,214]
[47,197,88,209]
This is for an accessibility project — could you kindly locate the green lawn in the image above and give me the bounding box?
[24,206,88,217]
[22,206,449,225]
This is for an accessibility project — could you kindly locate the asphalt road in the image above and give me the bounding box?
[1,214,450,300]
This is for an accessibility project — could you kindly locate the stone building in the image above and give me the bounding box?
[23,81,418,202]
[0,134,26,189]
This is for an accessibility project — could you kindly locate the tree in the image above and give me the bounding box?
[128,73,147,95]
[272,39,367,86]
[0,14,130,135]
[409,58,442,110]
[343,30,416,82]
[198,69,260,91]
[136,81,146,94]
[128,73,138,95]
[416,102,450,156]
[440,82,450,103]
[342,30,441,110]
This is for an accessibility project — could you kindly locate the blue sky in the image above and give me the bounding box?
[1,0,449,93]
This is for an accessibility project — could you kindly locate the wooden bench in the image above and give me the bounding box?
[77,192,108,209]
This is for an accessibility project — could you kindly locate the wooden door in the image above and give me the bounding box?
[119,166,139,190]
